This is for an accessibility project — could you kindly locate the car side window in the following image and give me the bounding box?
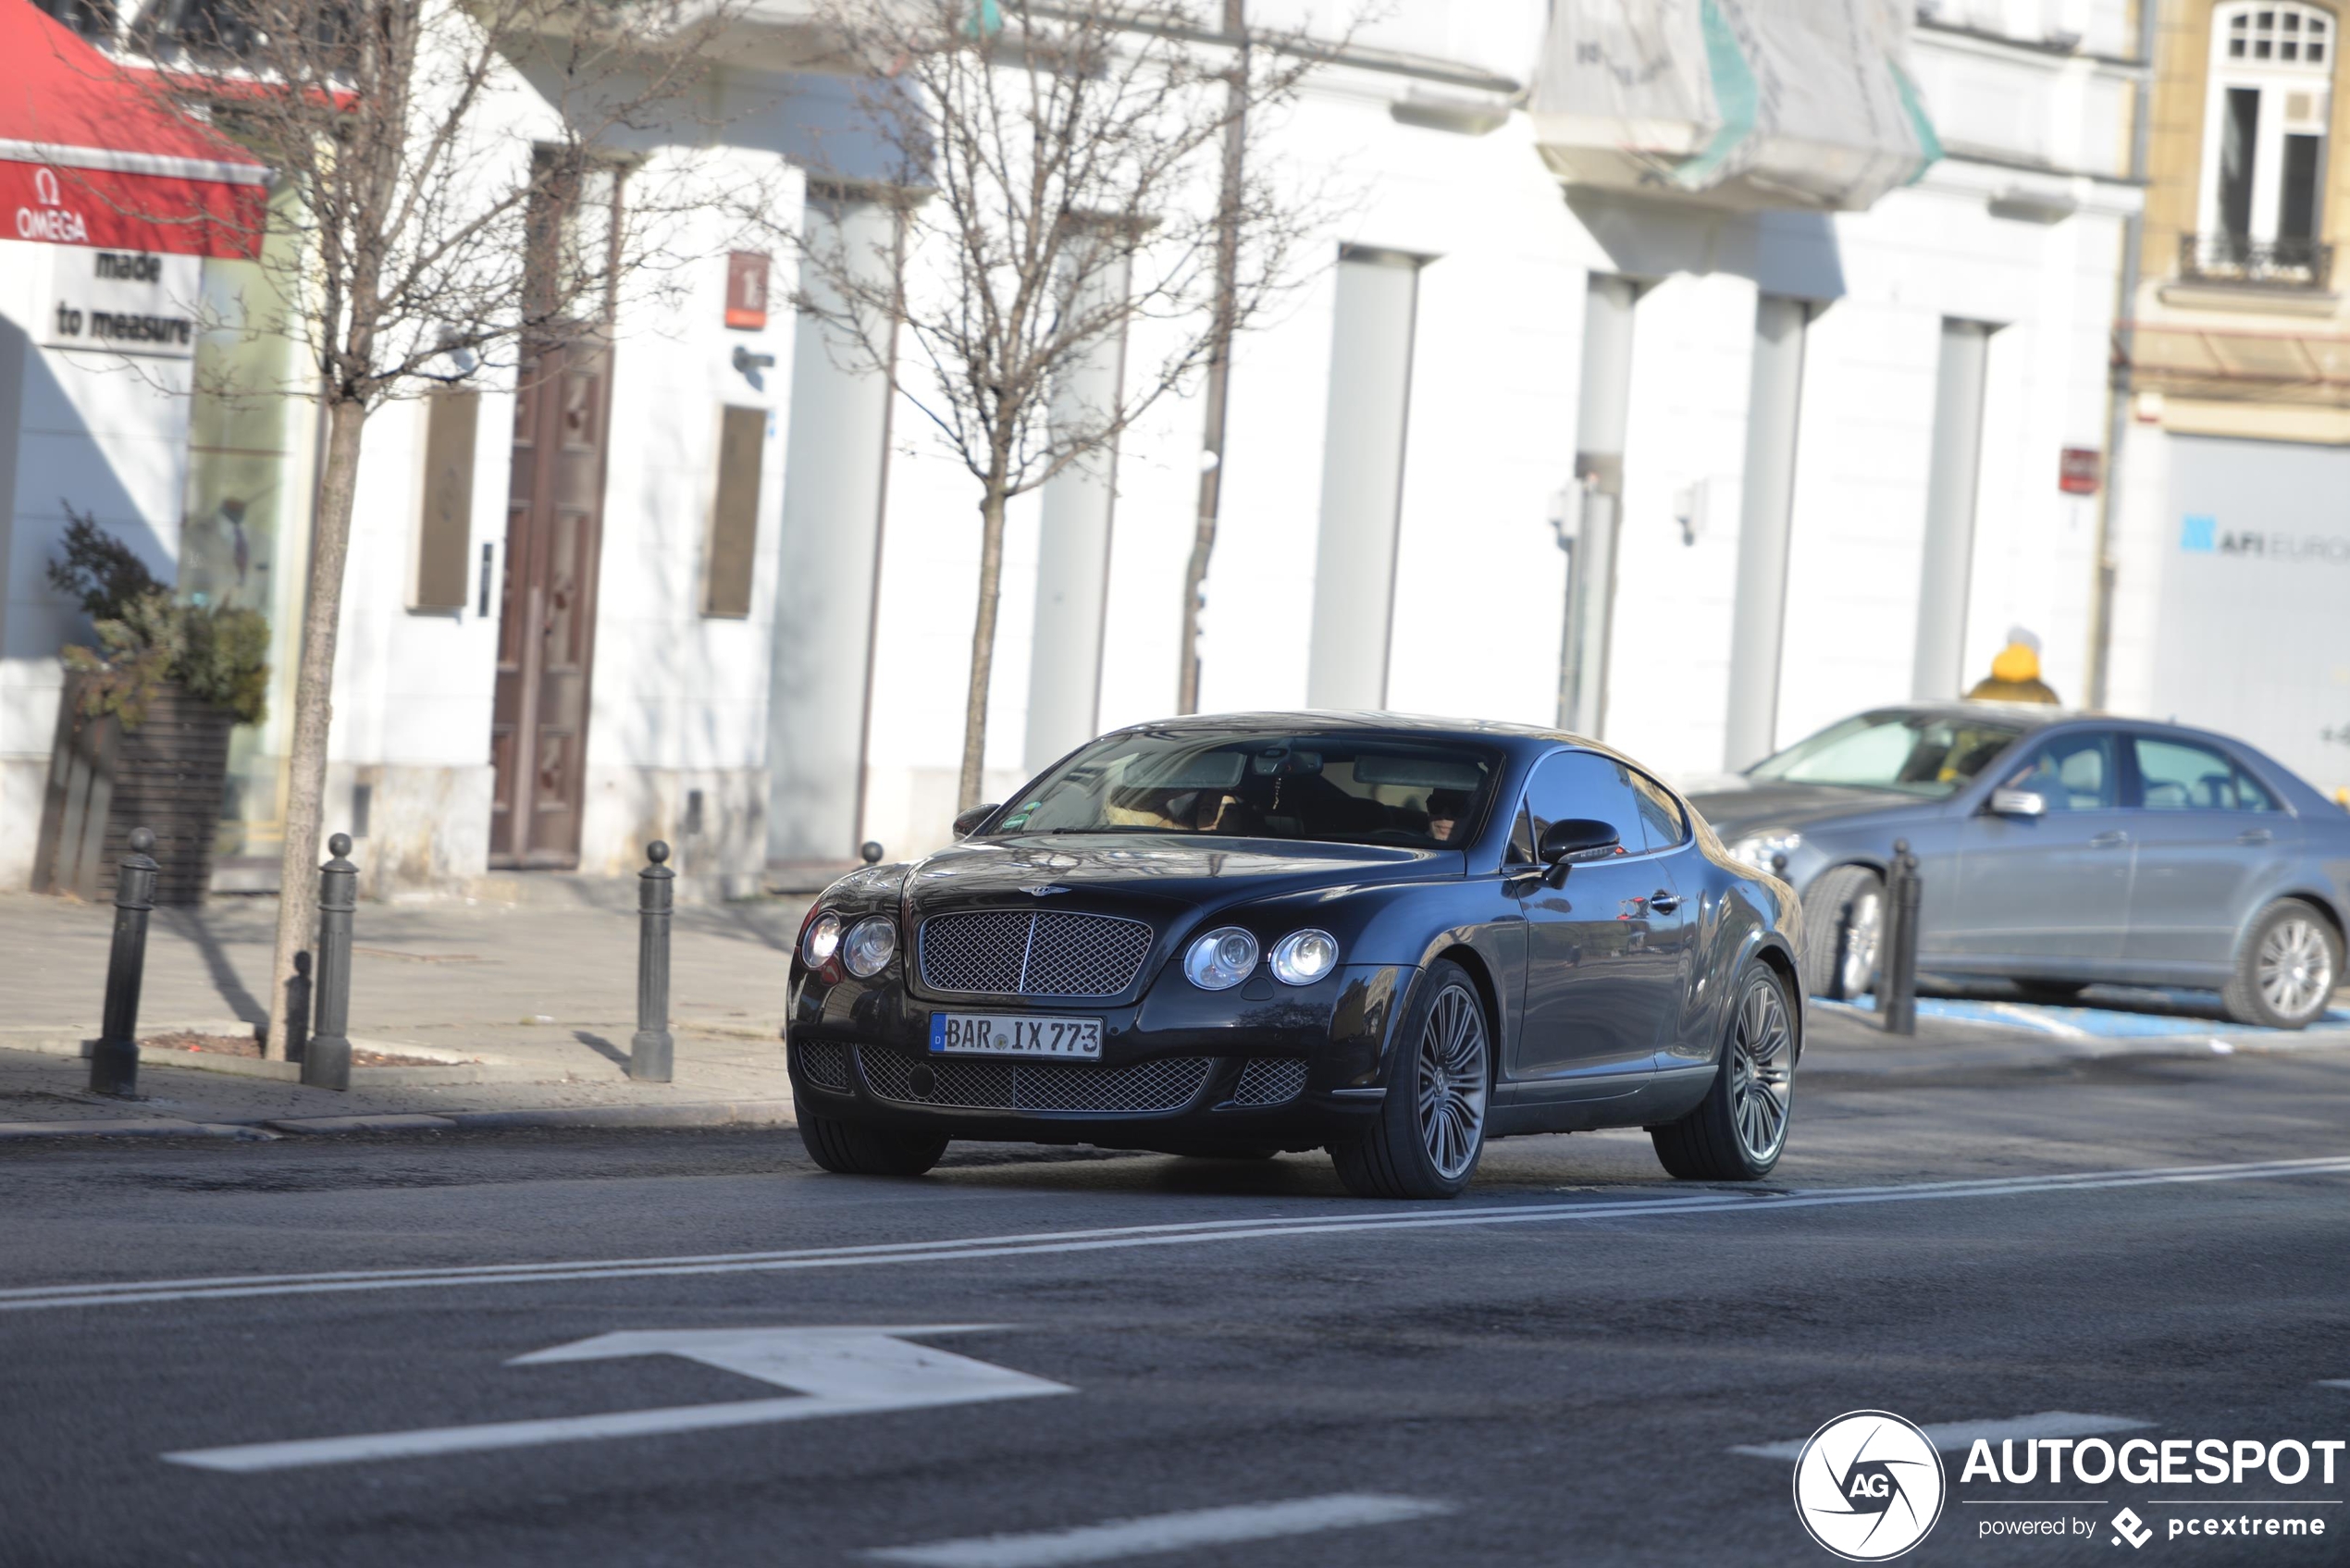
[1524,751,1644,857]
[2134,736,2274,811]
[1627,769,1688,851]
[1997,732,2118,812]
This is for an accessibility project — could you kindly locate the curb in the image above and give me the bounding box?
[0,1118,279,1142]
[0,1101,798,1143]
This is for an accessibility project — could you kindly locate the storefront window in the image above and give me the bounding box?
[186,190,314,865]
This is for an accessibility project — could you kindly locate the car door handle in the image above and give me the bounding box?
[2239,828,2273,846]
[1648,890,1680,913]
[2090,830,2127,848]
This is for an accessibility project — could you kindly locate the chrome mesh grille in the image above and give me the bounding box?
[857,1047,1213,1114]
[795,1038,851,1092]
[1232,1057,1309,1106]
[918,910,1155,997]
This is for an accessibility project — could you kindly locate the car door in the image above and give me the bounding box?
[1945,730,2133,965]
[1511,750,1676,1090]
[1626,765,1701,1052]
[2121,734,2298,970]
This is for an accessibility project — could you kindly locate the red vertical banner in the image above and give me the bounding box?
[725,251,770,330]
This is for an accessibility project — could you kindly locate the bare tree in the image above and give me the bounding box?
[795,0,1326,811]
[123,0,737,1057]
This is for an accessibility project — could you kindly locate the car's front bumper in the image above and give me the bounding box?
[784,961,1412,1153]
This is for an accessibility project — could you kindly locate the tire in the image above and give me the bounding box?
[1651,963,1796,1182]
[797,1109,950,1176]
[1328,959,1490,1200]
[2222,900,2342,1031]
[1799,865,1883,1001]
[2012,980,2088,1005]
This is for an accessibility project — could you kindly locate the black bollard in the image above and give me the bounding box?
[90,827,159,1096]
[629,841,674,1083]
[1880,839,1923,1036]
[303,833,357,1091]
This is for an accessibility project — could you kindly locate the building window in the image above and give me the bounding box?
[2191,3,2335,285]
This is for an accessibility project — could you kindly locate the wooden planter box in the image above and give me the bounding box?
[32,675,235,907]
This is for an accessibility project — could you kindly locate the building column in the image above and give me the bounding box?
[1911,319,1993,699]
[1306,247,1425,710]
[1560,274,1637,738]
[766,193,897,866]
[1722,295,1808,769]
[1021,253,1131,775]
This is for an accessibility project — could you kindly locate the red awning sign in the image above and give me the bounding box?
[0,2,271,261]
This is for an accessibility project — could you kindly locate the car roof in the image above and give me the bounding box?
[1106,710,1582,745]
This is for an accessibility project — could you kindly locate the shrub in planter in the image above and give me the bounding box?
[32,512,270,905]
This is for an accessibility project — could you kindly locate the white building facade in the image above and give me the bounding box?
[0,0,2145,897]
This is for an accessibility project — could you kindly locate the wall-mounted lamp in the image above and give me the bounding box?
[732,345,776,375]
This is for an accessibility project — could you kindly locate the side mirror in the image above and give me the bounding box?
[951,804,1000,840]
[1538,817,1622,877]
[1988,789,2047,819]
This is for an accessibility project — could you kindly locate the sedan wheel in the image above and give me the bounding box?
[1415,983,1490,1181]
[1725,977,1795,1167]
[1330,958,1490,1200]
[2224,900,2341,1031]
[1653,963,1798,1181]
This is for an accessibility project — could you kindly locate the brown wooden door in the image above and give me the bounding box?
[490,340,612,867]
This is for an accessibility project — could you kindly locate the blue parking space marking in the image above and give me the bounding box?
[1820,992,2350,1041]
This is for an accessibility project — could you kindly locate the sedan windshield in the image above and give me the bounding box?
[995,731,1500,848]
[1748,711,2025,798]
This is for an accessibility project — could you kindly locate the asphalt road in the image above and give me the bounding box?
[3,1037,2347,1567]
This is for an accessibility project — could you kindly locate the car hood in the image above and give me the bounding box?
[902,833,1455,925]
[1682,781,1926,841]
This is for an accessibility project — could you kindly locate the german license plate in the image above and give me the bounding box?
[929,1013,1102,1059]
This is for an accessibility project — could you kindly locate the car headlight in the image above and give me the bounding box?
[1183,927,1259,990]
[1268,929,1339,986]
[841,916,897,978]
[1730,831,1802,872]
[801,910,843,967]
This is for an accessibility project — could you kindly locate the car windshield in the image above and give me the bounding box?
[994,730,1500,848]
[1747,711,2026,798]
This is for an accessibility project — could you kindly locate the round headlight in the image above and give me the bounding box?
[1269,928,1340,986]
[801,910,843,967]
[841,916,897,978]
[1183,927,1259,991]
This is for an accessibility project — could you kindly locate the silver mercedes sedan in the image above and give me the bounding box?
[1684,706,2350,1030]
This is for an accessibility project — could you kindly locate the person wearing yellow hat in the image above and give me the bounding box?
[1966,626,2060,705]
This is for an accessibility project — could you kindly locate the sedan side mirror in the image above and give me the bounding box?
[1538,818,1622,879]
[1988,789,2047,819]
[952,804,1000,839]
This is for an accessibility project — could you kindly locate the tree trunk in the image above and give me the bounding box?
[958,480,1010,811]
[1177,2,1250,714]
[263,395,368,1059]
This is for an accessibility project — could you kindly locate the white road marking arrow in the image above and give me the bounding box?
[162,1325,1070,1474]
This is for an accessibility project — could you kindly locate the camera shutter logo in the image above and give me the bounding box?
[1791,1410,1947,1561]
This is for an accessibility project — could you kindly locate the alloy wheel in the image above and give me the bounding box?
[1415,983,1489,1180]
[2257,916,2334,1021]
[1839,888,1883,997]
[1727,976,1794,1165]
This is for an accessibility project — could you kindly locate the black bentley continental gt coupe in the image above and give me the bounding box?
[785,714,1803,1199]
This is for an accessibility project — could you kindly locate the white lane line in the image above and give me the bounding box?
[2321,1380,2350,1390]
[862,1494,1454,1568]
[9,1154,2349,1315]
[1733,1411,2153,1462]
[165,1326,1071,1472]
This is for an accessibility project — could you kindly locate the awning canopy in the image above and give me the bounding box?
[1530,0,1941,214]
[0,0,267,259]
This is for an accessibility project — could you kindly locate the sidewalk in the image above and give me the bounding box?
[0,888,812,1138]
